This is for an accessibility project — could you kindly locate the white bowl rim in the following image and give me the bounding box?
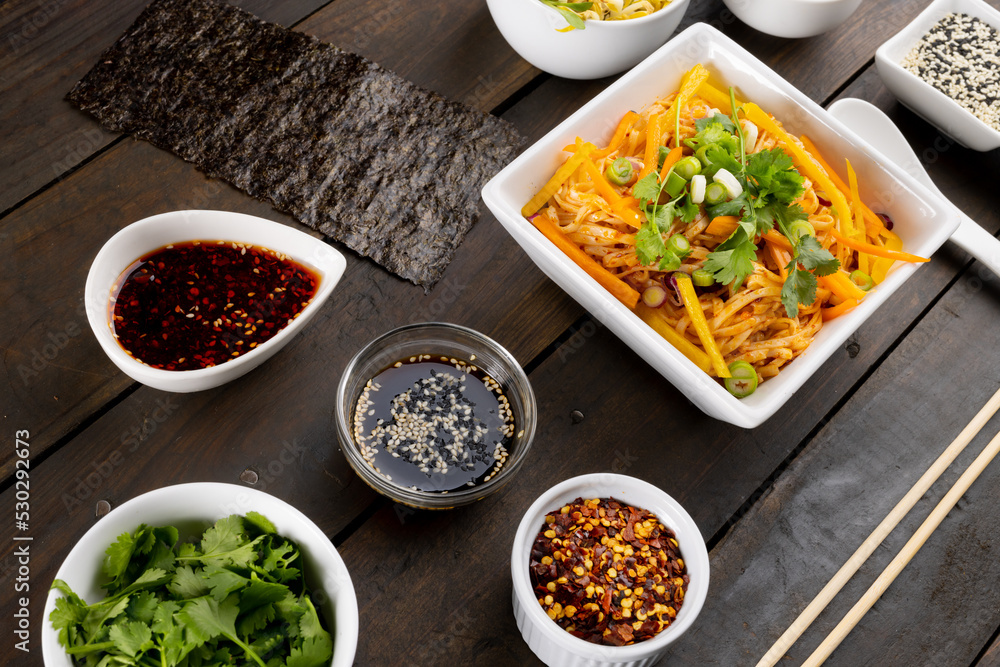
[41,482,359,667]
[510,473,710,659]
[875,0,1000,144]
[84,209,346,388]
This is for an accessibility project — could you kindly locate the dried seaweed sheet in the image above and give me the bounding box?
[67,0,522,288]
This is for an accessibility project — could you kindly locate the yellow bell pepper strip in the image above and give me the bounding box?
[741,103,855,240]
[870,229,903,284]
[799,135,888,238]
[669,64,711,148]
[845,158,872,274]
[658,146,684,183]
[819,272,869,302]
[674,273,730,378]
[695,81,742,116]
[821,298,858,321]
[638,113,663,180]
[593,110,639,158]
[635,303,712,374]
[529,214,640,310]
[522,142,596,217]
[826,227,929,263]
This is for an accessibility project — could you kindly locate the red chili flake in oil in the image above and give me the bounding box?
[109,240,319,371]
[529,497,688,646]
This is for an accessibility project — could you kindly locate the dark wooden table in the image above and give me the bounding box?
[4,0,1000,665]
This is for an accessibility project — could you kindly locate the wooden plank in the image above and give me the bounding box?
[982,636,1000,667]
[0,0,568,482]
[0,0,332,214]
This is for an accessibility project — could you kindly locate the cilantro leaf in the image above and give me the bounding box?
[795,235,839,275]
[126,590,158,624]
[631,172,661,203]
[169,565,210,599]
[108,620,153,658]
[635,221,668,267]
[244,511,277,536]
[704,229,757,289]
[202,565,249,601]
[781,266,818,318]
[286,634,334,667]
[746,148,804,204]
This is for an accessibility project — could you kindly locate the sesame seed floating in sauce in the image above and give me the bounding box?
[901,13,1000,131]
[352,357,514,492]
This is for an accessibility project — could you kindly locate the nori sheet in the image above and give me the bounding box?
[67,0,523,288]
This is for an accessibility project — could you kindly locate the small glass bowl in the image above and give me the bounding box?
[335,322,537,509]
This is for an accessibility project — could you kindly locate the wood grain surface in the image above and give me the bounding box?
[4,0,1000,665]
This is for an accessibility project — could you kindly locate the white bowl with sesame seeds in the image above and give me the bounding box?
[42,482,359,667]
[511,473,709,667]
[335,322,537,510]
[876,0,1000,151]
[85,210,345,392]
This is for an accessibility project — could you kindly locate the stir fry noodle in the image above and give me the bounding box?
[523,64,928,397]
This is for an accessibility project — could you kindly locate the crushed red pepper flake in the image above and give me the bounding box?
[109,241,318,370]
[529,497,688,646]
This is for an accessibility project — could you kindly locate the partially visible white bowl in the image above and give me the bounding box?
[723,0,863,38]
[85,210,346,392]
[482,23,959,428]
[42,482,358,667]
[875,0,1000,151]
[486,0,691,80]
[511,473,709,667]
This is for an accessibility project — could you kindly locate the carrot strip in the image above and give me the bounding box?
[766,239,790,280]
[658,146,684,182]
[827,227,929,263]
[635,303,712,373]
[594,110,639,158]
[705,215,740,237]
[799,135,888,238]
[530,214,640,309]
[639,113,663,179]
[523,142,596,217]
[675,273,730,378]
[821,298,858,321]
[742,104,854,239]
[582,159,622,206]
[763,230,793,251]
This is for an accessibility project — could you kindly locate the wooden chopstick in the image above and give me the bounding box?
[803,423,1000,665]
[756,386,1000,667]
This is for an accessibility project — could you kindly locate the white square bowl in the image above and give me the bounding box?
[482,23,959,429]
[875,0,1000,151]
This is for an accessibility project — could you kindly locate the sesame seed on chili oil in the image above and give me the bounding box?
[109,240,319,371]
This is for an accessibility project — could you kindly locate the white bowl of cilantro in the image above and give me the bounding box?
[42,483,358,667]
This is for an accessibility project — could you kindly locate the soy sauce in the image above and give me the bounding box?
[352,355,514,493]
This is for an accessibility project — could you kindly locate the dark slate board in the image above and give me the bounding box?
[66,0,522,288]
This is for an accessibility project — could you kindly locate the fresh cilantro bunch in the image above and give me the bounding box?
[632,163,699,270]
[49,513,334,667]
[694,93,840,317]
